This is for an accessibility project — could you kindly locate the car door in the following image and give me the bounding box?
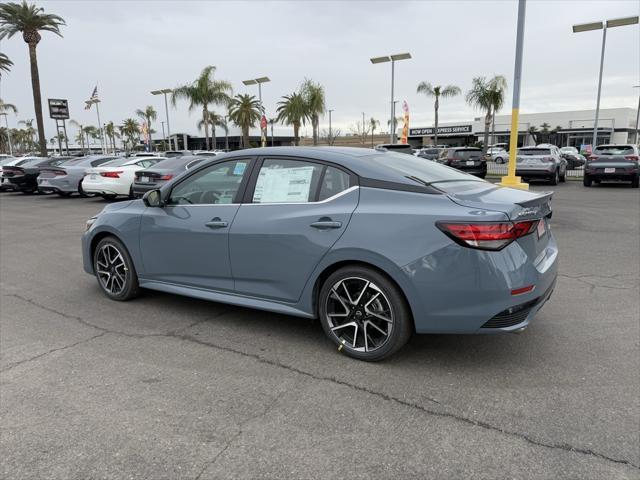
[139,158,253,292]
[229,157,358,303]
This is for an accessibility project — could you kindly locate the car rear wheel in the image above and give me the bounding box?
[549,169,559,185]
[560,169,566,183]
[93,236,140,301]
[631,175,639,188]
[495,157,504,164]
[318,266,412,361]
[583,175,592,187]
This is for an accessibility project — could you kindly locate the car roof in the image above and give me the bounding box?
[212,146,440,186]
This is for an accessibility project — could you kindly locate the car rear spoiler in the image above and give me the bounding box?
[514,191,553,220]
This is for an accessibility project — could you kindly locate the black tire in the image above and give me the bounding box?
[495,157,504,164]
[549,169,559,186]
[318,266,413,361]
[560,169,566,183]
[128,184,134,199]
[93,236,140,301]
[631,175,639,188]
[583,175,592,187]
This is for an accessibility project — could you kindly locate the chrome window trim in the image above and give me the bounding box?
[162,185,359,208]
[245,185,359,206]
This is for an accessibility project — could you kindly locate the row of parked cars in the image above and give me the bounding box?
[393,143,639,187]
[0,151,220,199]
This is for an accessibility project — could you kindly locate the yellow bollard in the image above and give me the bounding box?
[498,108,529,190]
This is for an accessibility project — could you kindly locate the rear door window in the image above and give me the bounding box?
[318,167,351,201]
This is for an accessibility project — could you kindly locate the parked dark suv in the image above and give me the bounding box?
[438,147,487,178]
[584,144,639,188]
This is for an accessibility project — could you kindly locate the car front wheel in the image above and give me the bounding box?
[93,236,140,301]
[318,266,413,361]
[549,169,559,185]
[583,175,592,187]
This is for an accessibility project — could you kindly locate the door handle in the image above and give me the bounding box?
[205,217,228,229]
[310,220,342,230]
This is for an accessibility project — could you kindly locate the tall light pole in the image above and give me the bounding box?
[243,77,270,147]
[328,109,334,145]
[161,121,166,150]
[633,85,640,144]
[572,16,639,149]
[223,115,229,151]
[370,52,411,144]
[151,89,174,150]
[0,113,12,155]
[499,0,528,190]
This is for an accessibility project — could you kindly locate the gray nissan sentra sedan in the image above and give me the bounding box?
[82,147,558,361]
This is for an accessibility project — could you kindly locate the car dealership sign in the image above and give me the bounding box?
[48,98,70,120]
[409,124,472,136]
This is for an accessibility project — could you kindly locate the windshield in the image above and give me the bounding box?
[421,149,440,154]
[594,145,634,155]
[100,158,131,167]
[519,148,551,156]
[364,151,486,185]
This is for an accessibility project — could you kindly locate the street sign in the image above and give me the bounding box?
[48,99,69,120]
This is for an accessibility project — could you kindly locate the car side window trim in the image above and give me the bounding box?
[163,156,256,206]
[242,156,357,204]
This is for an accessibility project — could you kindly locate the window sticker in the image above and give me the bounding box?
[253,166,315,203]
[233,162,247,176]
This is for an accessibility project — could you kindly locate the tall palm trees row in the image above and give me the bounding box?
[275,79,326,146]
[417,75,507,153]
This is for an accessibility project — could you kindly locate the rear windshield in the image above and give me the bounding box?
[21,158,47,167]
[452,149,481,159]
[149,157,195,169]
[364,151,485,185]
[97,158,129,167]
[594,145,634,155]
[519,148,551,156]
[421,149,440,154]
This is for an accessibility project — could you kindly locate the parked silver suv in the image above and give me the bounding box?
[516,144,567,185]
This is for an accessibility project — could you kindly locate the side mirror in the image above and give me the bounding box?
[143,189,163,207]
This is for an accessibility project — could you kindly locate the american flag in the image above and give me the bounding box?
[84,86,99,110]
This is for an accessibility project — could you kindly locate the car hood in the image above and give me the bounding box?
[440,181,553,220]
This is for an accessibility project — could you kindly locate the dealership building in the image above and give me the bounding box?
[407,107,639,149]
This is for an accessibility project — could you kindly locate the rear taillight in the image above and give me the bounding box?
[54,170,66,176]
[588,155,598,161]
[100,171,123,178]
[158,174,173,180]
[624,155,639,162]
[541,156,553,163]
[437,220,539,251]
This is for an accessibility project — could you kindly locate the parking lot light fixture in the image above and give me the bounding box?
[633,85,640,144]
[370,53,411,143]
[499,0,529,190]
[572,16,638,149]
[151,88,174,150]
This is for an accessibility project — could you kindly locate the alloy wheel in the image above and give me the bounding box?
[96,244,128,295]
[325,277,394,353]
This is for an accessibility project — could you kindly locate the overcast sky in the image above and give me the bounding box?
[1,0,639,140]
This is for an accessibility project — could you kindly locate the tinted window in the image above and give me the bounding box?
[168,159,248,205]
[594,145,634,155]
[318,167,351,201]
[422,149,440,154]
[90,157,118,167]
[452,149,482,159]
[362,152,485,185]
[519,149,551,156]
[150,157,196,170]
[252,159,323,204]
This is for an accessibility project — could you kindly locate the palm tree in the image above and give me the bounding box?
[527,126,538,145]
[0,52,13,76]
[197,110,226,150]
[268,117,276,146]
[120,118,140,152]
[276,92,307,146]
[18,118,35,148]
[300,79,325,145]
[69,119,86,154]
[228,94,261,149]
[0,1,65,157]
[369,117,379,148]
[104,121,119,153]
[416,83,461,147]
[466,75,507,153]
[135,106,156,151]
[172,65,232,150]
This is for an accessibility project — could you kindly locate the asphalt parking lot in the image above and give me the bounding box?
[1,181,638,479]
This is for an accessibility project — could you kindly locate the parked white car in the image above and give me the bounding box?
[485,147,509,164]
[81,157,162,199]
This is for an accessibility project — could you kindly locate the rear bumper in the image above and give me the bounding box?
[405,231,559,334]
[585,171,637,181]
[82,180,129,196]
[516,168,555,178]
[451,163,487,176]
[7,177,37,191]
[38,177,77,193]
